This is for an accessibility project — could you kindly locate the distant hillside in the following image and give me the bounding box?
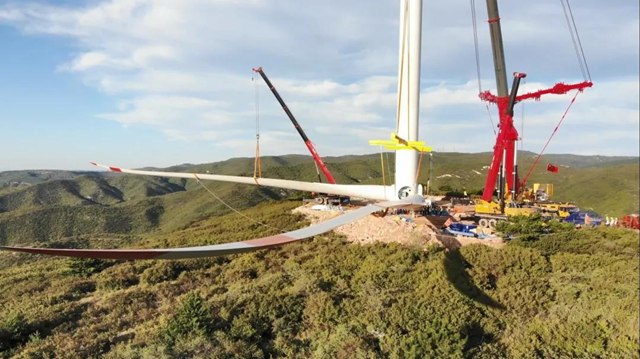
[0,152,637,238]
[174,152,638,216]
[0,152,638,358]
[0,170,99,188]
[0,202,636,358]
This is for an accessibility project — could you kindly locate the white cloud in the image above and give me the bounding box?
[0,0,637,167]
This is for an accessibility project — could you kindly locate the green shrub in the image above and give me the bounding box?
[64,257,112,277]
[164,292,213,344]
[141,261,183,285]
[96,264,140,291]
[0,311,29,352]
[496,214,574,238]
[511,226,639,257]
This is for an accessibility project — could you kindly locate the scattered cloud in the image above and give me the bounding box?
[0,0,637,168]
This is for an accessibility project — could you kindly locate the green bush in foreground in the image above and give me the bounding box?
[164,292,214,345]
[0,202,637,358]
[64,257,112,277]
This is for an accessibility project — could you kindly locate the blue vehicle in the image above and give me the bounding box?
[445,222,492,239]
[563,211,605,226]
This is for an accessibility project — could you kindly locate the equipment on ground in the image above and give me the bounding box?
[563,211,605,227]
[445,222,494,239]
[474,199,537,229]
[521,183,579,218]
[620,215,639,230]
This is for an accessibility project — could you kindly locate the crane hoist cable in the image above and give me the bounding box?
[470,0,497,137]
[385,152,392,184]
[566,0,592,81]
[520,78,526,151]
[414,150,425,183]
[560,0,592,82]
[520,1,591,186]
[193,174,283,233]
[521,90,580,186]
[470,0,482,94]
[253,71,262,180]
[395,0,409,134]
[379,146,386,187]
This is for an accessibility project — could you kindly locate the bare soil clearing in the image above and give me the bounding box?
[293,204,504,250]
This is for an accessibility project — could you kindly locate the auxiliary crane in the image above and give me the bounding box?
[253,67,347,205]
[471,0,592,228]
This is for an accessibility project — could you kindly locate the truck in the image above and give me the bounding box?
[523,183,579,218]
[563,211,605,227]
[474,199,538,229]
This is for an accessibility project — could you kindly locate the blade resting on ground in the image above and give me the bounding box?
[0,197,421,260]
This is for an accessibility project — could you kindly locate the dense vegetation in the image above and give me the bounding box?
[0,153,638,357]
[0,201,638,358]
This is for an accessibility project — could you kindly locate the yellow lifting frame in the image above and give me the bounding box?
[368,133,432,152]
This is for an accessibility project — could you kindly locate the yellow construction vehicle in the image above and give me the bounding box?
[557,204,580,218]
[522,183,579,218]
[474,199,538,229]
[522,183,553,203]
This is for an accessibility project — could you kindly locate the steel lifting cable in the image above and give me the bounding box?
[253,71,262,179]
[395,0,409,133]
[485,104,497,136]
[470,0,483,94]
[522,90,581,185]
[385,152,392,184]
[193,174,284,233]
[379,146,386,187]
[566,0,592,81]
[560,0,590,82]
[415,150,425,183]
[520,77,526,150]
[470,0,498,137]
[405,1,411,140]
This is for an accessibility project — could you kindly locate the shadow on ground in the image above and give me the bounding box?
[443,246,505,309]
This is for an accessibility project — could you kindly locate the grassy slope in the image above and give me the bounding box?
[0,152,637,357]
[0,202,637,358]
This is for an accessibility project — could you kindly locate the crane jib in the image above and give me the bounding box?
[253,67,337,184]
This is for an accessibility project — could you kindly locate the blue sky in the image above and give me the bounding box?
[0,0,638,171]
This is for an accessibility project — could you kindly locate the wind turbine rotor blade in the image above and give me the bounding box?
[0,197,421,260]
[89,162,393,200]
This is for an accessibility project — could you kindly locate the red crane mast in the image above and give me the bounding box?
[479,0,592,204]
[252,67,337,185]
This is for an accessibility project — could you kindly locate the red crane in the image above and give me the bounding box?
[478,0,592,205]
[252,67,337,185]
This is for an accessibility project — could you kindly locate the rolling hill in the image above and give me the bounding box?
[0,151,638,358]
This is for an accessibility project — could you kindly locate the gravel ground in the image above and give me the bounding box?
[293,204,504,250]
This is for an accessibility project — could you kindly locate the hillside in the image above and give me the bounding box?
[0,152,638,357]
[0,202,637,358]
